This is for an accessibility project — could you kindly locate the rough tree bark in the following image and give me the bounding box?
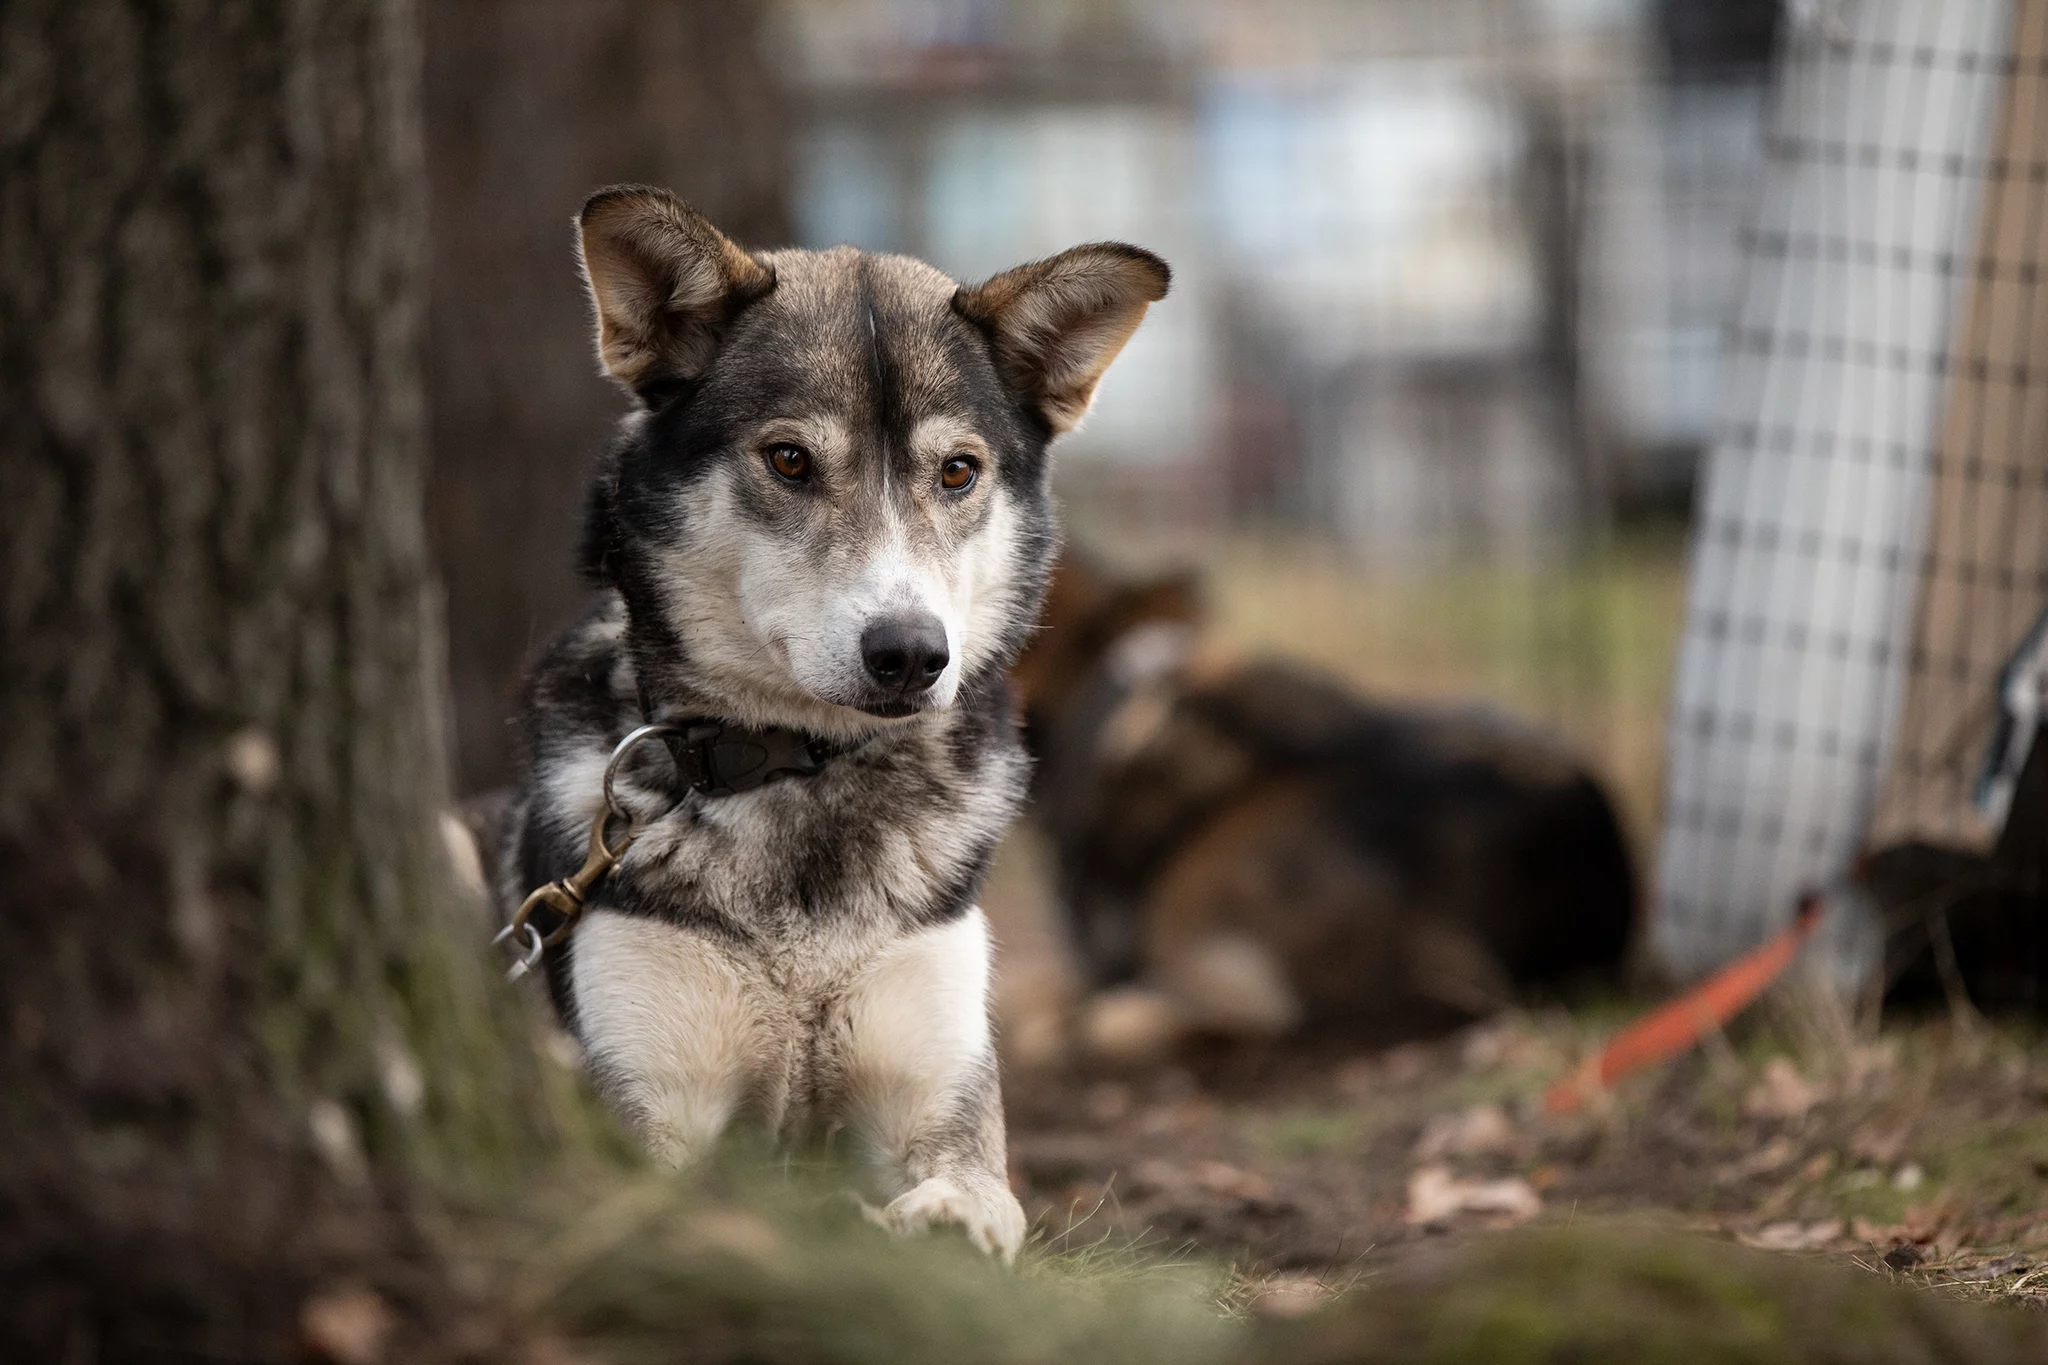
[0,3,558,1358]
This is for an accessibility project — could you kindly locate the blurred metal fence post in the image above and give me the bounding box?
[1655,0,2021,984]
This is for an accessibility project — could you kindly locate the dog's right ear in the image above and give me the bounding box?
[954,243,1169,435]
[576,185,775,399]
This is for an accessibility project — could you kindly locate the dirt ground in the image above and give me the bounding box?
[967,535,2048,1315]
[982,831,2048,1314]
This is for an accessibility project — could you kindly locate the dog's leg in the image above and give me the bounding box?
[839,908,1027,1261]
[569,909,761,1168]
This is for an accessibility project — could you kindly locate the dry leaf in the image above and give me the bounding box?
[1405,1164,1541,1226]
[1715,1135,1799,1184]
[1901,1202,1961,1248]
[1853,1217,1913,1245]
[1460,1021,1535,1072]
[1414,1103,1516,1161]
[1950,1254,2031,1282]
[1340,1044,1432,1099]
[1848,1123,1910,1166]
[1798,1152,1836,1182]
[1739,1218,1844,1251]
[1191,1159,1277,1202]
[1743,1057,1824,1121]
[300,1284,394,1365]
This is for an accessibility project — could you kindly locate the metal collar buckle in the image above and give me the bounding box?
[665,719,834,797]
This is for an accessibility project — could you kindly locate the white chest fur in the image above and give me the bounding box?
[569,904,995,1161]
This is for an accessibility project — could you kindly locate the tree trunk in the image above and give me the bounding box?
[0,3,555,1357]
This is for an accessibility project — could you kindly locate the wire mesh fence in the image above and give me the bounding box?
[1657,0,2048,986]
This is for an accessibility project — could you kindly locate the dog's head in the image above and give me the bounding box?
[573,185,1168,733]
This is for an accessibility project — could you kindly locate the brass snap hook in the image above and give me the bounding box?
[495,722,681,982]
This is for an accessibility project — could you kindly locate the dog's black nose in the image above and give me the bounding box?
[861,614,950,693]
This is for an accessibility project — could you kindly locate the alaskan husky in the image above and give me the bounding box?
[493,185,1167,1259]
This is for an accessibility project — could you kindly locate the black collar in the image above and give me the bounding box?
[658,718,849,798]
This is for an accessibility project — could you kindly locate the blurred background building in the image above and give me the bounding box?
[776,0,1777,557]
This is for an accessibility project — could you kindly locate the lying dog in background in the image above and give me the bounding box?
[487,185,1167,1259]
[1013,555,1637,1058]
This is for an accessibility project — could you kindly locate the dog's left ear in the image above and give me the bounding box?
[576,184,776,398]
[954,244,1170,435]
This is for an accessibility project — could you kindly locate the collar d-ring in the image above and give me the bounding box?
[602,722,682,825]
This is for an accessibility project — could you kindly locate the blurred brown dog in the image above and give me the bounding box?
[1013,555,1636,1058]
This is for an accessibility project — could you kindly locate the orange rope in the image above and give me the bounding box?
[1544,893,1827,1115]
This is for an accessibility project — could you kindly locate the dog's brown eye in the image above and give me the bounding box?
[941,455,979,491]
[766,443,812,482]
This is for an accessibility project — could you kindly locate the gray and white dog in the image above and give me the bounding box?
[494,185,1167,1259]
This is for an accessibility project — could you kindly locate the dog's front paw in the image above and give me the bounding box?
[876,1175,1027,1262]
